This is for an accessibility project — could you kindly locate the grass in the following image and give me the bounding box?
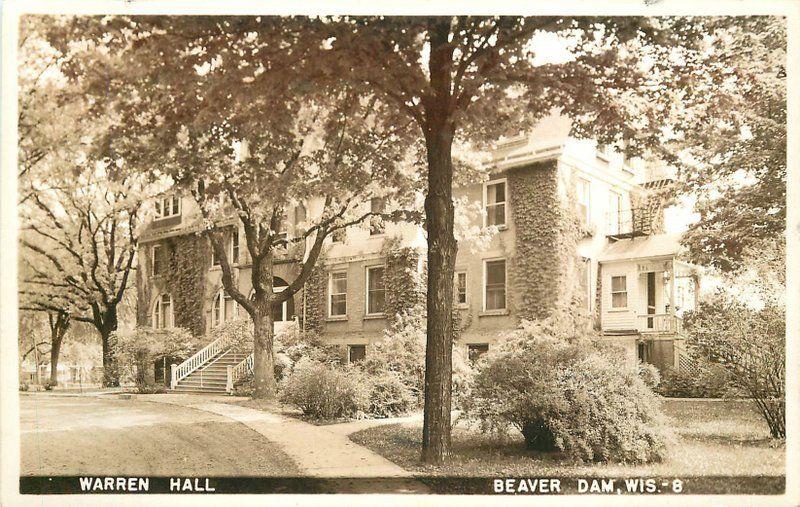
[349,399,784,494]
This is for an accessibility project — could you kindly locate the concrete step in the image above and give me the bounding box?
[179,378,228,386]
[172,386,228,393]
[181,373,228,381]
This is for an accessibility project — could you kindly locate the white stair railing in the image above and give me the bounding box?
[171,333,238,389]
[227,353,254,393]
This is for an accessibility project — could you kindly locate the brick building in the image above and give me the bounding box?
[137,115,699,392]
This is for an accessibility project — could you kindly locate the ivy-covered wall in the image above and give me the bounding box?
[166,234,209,336]
[302,259,327,335]
[138,233,209,336]
[508,161,583,321]
[383,238,424,324]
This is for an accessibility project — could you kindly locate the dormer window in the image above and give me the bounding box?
[155,195,181,220]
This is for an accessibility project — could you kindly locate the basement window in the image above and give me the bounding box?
[348,345,366,364]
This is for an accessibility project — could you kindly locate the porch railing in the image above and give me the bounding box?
[227,353,254,393]
[170,332,238,389]
[638,313,683,335]
[606,208,653,237]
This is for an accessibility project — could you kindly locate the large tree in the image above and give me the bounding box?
[62,16,420,397]
[19,16,156,386]
[18,258,74,387]
[320,16,705,463]
[19,164,151,386]
[664,16,786,272]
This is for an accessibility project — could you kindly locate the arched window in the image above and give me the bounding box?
[212,289,238,327]
[153,294,173,329]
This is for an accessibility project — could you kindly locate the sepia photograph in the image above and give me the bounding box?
[0,1,797,505]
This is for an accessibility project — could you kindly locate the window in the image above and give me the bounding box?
[211,239,221,266]
[484,259,507,311]
[485,180,507,227]
[611,275,628,308]
[154,195,180,219]
[455,271,467,306]
[608,191,622,234]
[272,286,289,322]
[212,291,224,327]
[231,229,240,264]
[151,245,163,276]
[294,204,306,228]
[331,227,346,243]
[369,197,386,236]
[366,266,386,315]
[153,294,173,329]
[348,345,366,364]
[212,290,236,327]
[468,343,489,363]
[576,178,590,222]
[329,271,347,317]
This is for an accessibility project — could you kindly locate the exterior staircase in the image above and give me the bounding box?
[170,321,294,394]
[172,350,249,393]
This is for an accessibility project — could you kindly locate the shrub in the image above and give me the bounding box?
[655,364,739,398]
[212,318,253,354]
[363,310,474,410]
[111,327,199,392]
[637,362,661,390]
[279,331,343,370]
[363,370,415,418]
[362,311,426,403]
[137,385,167,394]
[463,317,669,464]
[280,358,368,420]
[231,379,254,397]
[686,292,785,438]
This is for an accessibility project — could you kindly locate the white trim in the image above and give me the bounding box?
[483,178,508,228]
[152,293,173,329]
[610,275,628,309]
[607,189,623,235]
[455,270,468,308]
[211,289,237,327]
[153,195,181,221]
[582,257,593,312]
[576,176,591,222]
[365,265,386,317]
[231,228,240,264]
[328,270,348,317]
[482,257,507,312]
[151,244,161,277]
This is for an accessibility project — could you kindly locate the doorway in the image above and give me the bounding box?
[646,271,656,329]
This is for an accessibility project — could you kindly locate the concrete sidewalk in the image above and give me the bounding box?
[137,394,427,492]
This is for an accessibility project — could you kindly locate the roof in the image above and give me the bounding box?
[598,233,684,263]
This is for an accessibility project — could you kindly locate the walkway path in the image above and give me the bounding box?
[139,394,427,492]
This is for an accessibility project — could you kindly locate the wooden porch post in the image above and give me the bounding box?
[669,258,676,333]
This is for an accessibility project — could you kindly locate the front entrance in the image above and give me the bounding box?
[646,271,656,329]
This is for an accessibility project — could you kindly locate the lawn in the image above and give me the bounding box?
[349,399,785,494]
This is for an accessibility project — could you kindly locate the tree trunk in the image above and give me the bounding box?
[252,300,278,399]
[421,125,457,465]
[100,309,120,387]
[47,311,69,389]
[48,333,63,387]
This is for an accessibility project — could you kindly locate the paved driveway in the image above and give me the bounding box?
[20,395,299,476]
